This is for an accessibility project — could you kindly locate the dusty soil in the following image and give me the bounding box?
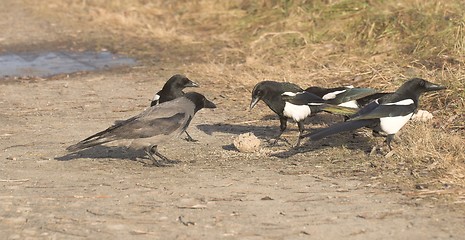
[1,1,464,239]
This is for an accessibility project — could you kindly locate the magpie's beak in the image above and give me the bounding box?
[250,96,261,110]
[204,99,217,109]
[186,81,199,88]
[425,82,446,92]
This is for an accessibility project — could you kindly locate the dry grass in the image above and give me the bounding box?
[21,0,465,194]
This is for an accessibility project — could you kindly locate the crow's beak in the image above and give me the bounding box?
[186,81,199,88]
[425,82,446,92]
[250,96,261,110]
[204,99,216,109]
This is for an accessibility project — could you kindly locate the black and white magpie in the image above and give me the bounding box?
[67,92,216,166]
[150,74,199,142]
[303,78,445,150]
[250,81,357,147]
[305,86,382,109]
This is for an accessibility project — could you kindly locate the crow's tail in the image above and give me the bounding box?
[66,129,116,152]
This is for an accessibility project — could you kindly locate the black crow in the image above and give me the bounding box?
[67,92,216,166]
[150,74,199,142]
[150,74,198,106]
[303,78,445,150]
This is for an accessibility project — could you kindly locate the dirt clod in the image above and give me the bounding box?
[233,132,261,153]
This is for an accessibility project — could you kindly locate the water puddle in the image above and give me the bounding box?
[0,51,136,78]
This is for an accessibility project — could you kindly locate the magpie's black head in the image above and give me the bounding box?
[250,81,282,110]
[398,78,446,95]
[164,74,199,91]
[184,92,216,113]
[250,82,266,110]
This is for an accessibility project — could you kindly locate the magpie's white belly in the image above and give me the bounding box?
[283,102,311,122]
[379,113,413,134]
[338,100,359,109]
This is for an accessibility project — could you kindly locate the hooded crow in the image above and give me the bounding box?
[250,81,357,147]
[150,74,199,142]
[305,86,382,109]
[303,78,445,150]
[67,92,216,166]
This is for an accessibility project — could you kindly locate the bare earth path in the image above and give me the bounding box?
[1,2,464,239]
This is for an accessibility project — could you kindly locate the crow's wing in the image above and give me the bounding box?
[67,97,195,151]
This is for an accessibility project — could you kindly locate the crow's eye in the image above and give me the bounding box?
[419,80,425,87]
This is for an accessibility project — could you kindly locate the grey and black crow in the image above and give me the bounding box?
[67,92,216,166]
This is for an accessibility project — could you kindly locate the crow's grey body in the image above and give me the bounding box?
[67,92,216,166]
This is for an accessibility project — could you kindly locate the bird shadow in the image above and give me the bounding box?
[197,123,278,139]
[55,145,146,161]
[271,131,376,159]
[197,113,375,158]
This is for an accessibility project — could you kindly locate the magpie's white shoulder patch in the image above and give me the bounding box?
[383,99,414,106]
[152,94,160,101]
[322,90,346,100]
[282,91,298,97]
[308,102,324,106]
[338,100,359,109]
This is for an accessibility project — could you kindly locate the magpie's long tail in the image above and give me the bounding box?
[319,104,358,116]
[302,119,374,141]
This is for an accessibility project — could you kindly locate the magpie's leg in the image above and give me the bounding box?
[386,134,395,151]
[270,117,288,145]
[293,121,305,147]
[184,131,198,142]
[372,130,386,138]
[150,145,180,164]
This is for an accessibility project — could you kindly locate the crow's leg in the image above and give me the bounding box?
[150,145,180,164]
[184,131,198,142]
[143,145,167,167]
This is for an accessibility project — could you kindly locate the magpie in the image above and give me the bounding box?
[150,74,199,142]
[305,86,383,109]
[250,81,357,147]
[67,92,216,166]
[303,78,445,150]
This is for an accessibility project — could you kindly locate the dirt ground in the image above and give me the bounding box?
[1,1,465,239]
